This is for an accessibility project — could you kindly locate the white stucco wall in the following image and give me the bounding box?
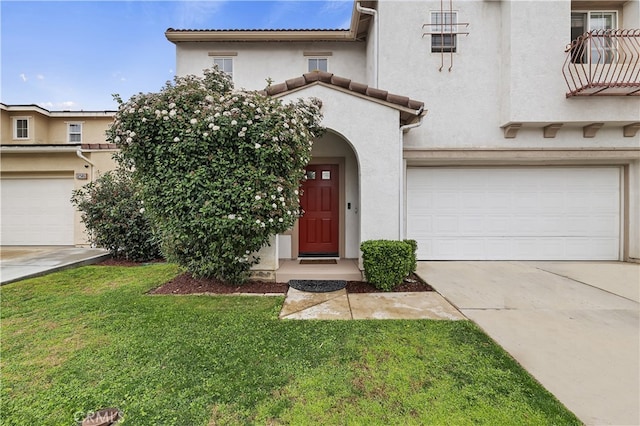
[175,41,367,90]
[281,84,402,248]
[373,0,639,149]
[628,160,640,261]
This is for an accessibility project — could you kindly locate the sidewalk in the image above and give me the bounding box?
[0,246,109,285]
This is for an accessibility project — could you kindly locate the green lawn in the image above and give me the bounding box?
[1,264,580,425]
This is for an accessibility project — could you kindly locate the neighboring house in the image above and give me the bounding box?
[0,104,117,246]
[166,0,640,274]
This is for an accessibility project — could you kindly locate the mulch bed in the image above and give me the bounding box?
[96,258,434,294]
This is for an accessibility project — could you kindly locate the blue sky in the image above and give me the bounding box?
[1,1,353,111]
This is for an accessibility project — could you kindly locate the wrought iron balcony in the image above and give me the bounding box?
[563,29,640,97]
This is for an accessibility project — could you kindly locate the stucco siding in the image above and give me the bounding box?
[175,41,367,90]
[377,0,639,150]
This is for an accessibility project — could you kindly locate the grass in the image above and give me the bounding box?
[0,264,581,425]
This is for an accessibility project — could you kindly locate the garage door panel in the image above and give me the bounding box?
[407,167,620,260]
[1,178,74,245]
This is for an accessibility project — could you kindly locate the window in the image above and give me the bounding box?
[213,57,233,79]
[13,117,29,140]
[571,11,617,64]
[68,123,82,143]
[431,11,457,53]
[308,58,328,72]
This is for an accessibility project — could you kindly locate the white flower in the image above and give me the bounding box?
[227,214,236,219]
[277,186,283,192]
[278,218,284,222]
[231,120,237,126]
[141,117,147,122]
[139,207,145,213]
[246,250,250,254]
[173,137,180,142]
[268,218,274,223]
[287,210,292,215]
[272,136,278,142]
[294,190,299,195]
[241,127,247,132]
[203,132,209,137]
[114,136,121,143]
[271,195,276,199]
[255,195,261,200]
[272,203,277,208]
[190,118,197,124]
[168,103,176,109]
[126,137,133,143]
[169,110,176,117]
[163,116,169,121]
[256,219,261,224]
[238,132,245,137]
[279,197,284,201]
[254,143,261,149]
[246,120,253,125]
[161,110,168,115]
[213,126,220,131]
[283,123,289,129]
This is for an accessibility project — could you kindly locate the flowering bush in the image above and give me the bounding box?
[108,67,323,283]
[71,168,161,261]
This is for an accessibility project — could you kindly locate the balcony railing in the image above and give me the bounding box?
[562,29,640,97]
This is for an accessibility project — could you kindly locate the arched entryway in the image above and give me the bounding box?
[278,129,360,260]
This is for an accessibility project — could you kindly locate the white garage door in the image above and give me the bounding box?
[407,167,621,260]
[1,178,75,245]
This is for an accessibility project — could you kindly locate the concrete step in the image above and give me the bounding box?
[276,259,363,283]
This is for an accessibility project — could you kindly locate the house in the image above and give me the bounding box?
[0,104,118,245]
[166,0,640,277]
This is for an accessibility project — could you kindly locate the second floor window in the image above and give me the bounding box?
[13,117,29,140]
[68,123,82,143]
[431,11,458,53]
[571,11,617,64]
[308,58,328,72]
[213,57,233,79]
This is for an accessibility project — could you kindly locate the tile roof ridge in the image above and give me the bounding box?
[258,71,424,111]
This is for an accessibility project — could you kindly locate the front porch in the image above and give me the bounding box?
[275,258,362,282]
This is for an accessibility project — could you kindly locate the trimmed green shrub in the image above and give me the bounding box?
[71,168,160,261]
[109,67,324,283]
[404,239,418,273]
[360,240,414,291]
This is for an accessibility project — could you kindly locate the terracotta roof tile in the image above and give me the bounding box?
[81,143,117,150]
[258,71,425,125]
[166,28,349,33]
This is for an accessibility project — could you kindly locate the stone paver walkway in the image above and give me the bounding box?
[279,287,465,320]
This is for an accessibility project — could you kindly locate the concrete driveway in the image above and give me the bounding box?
[417,261,640,426]
[0,246,109,285]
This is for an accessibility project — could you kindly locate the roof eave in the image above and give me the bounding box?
[165,30,356,43]
[272,81,425,126]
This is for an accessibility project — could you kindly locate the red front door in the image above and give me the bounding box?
[299,164,339,256]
